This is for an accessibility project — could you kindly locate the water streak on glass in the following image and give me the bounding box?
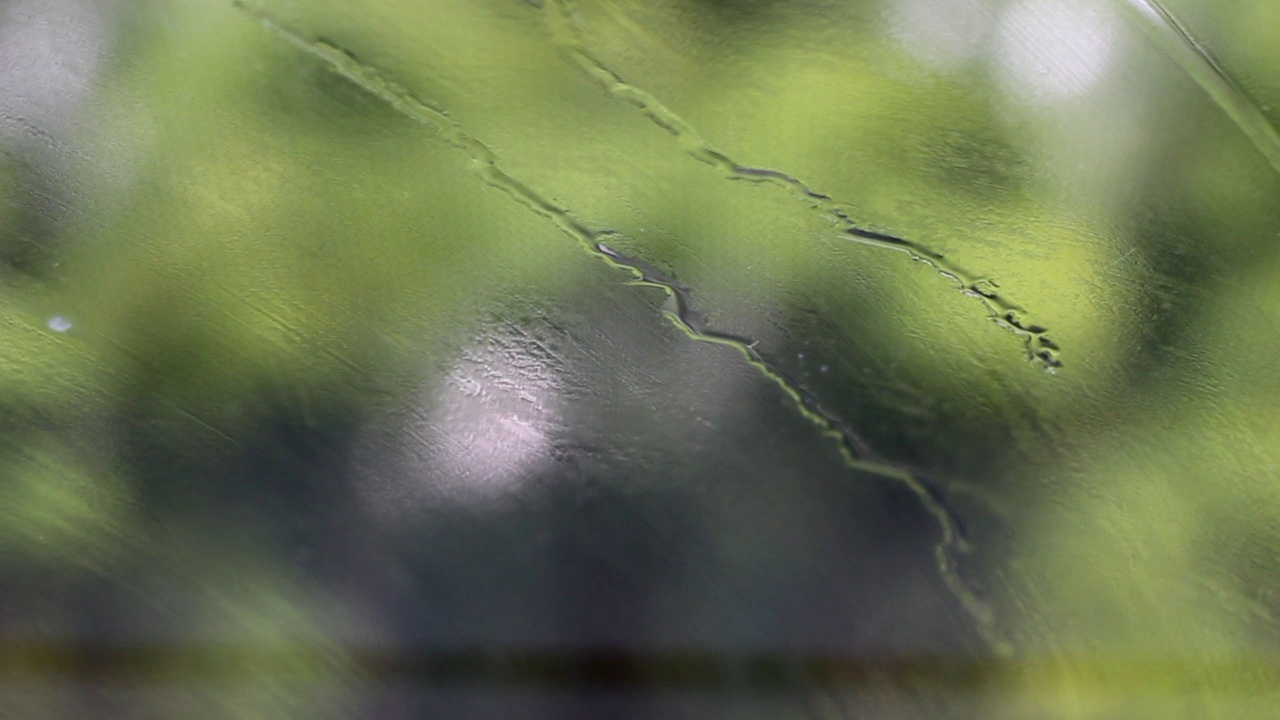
[237,0,999,644]
[3,0,1280,718]
[544,0,1063,371]
[1117,0,1280,176]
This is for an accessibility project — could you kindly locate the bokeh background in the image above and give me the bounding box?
[3,0,1280,717]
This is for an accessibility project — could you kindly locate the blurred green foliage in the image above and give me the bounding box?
[2,0,1280,717]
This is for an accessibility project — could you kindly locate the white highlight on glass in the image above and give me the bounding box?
[887,0,993,70]
[356,330,563,520]
[995,0,1119,103]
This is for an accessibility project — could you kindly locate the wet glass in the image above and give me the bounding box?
[2,0,1279,717]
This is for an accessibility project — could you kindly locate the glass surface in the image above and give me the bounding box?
[2,0,1279,717]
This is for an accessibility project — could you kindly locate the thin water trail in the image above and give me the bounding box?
[1117,0,1280,179]
[597,241,1004,650]
[233,0,1009,653]
[542,0,1061,371]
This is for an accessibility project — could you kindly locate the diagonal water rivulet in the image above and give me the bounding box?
[233,0,1009,652]
[1115,0,1280,179]
[542,0,1062,372]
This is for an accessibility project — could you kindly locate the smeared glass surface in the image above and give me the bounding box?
[3,0,1279,717]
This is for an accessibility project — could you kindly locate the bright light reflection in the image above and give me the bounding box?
[429,354,556,500]
[995,0,1118,103]
[356,331,562,519]
[0,0,106,138]
[887,0,994,70]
